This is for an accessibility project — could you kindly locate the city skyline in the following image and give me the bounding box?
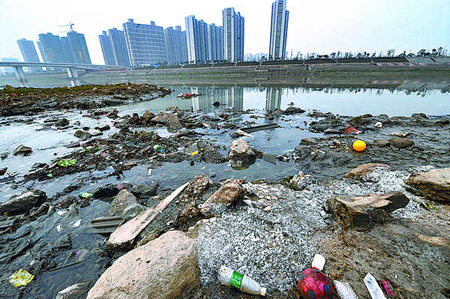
[0,0,449,64]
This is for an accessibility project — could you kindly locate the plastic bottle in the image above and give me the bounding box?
[364,273,387,299]
[218,266,266,297]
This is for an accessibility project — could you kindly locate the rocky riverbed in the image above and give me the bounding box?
[0,84,449,298]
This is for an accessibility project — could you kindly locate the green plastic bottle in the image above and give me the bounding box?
[218,266,266,296]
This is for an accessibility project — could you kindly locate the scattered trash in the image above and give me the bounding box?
[148,168,152,176]
[240,123,279,133]
[374,122,383,128]
[298,254,335,299]
[47,173,53,178]
[218,265,266,296]
[231,129,254,138]
[58,159,77,167]
[153,144,164,153]
[344,125,361,134]
[312,254,326,271]
[390,132,410,138]
[364,273,387,299]
[9,269,34,288]
[381,280,395,297]
[191,151,199,156]
[78,192,93,199]
[176,93,201,99]
[71,219,81,227]
[352,140,367,152]
[334,281,358,299]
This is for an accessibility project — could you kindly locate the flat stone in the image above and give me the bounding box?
[13,144,32,155]
[74,130,92,139]
[107,182,188,250]
[389,137,414,148]
[130,182,159,200]
[390,132,410,138]
[95,125,111,132]
[406,168,450,202]
[343,163,390,181]
[56,281,92,299]
[327,191,410,228]
[88,231,199,299]
[0,189,46,215]
[373,139,390,147]
[200,179,243,218]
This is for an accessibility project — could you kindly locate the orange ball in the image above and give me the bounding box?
[353,140,366,152]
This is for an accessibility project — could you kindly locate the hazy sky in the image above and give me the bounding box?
[0,0,449,64]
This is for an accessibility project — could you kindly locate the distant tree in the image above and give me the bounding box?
[437,47,443,56]
[330,52,336,59]
[417,49,427,57]
[261,56,267,62]
[371,52,377,57]
[387,49,395,57]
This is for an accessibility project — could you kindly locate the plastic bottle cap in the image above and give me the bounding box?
[312,254,326,271]
[260,287,267,296]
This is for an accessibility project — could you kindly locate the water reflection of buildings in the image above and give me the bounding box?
[265,87,282,111]
[190,86,243,112]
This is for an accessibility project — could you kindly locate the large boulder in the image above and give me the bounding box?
[0,190,46,215]
[140,110,155,125]
[88,231,200,299]
[343,163,389,181]
[327,192,410,229]
[152,112,182,131]
[406,168,450,202]
[228,140,256,169]
[199,179,243,217]
[55,118,69,127]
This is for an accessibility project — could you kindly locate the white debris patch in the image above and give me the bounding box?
[197,183,328,293]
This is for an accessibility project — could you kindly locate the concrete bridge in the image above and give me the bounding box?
[0,62,121,87]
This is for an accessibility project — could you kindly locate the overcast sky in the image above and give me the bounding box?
[0,0,449,64]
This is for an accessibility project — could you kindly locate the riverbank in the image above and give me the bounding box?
[0,84,448,298]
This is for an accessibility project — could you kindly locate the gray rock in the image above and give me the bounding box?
[96,125,111,132]
[283,107,305,115]
[55,118,69,127]
[373,139,390,147]
[0,190,46,215]
[108,189,138,216]
[121,203,146,221]
[54,234,72,251]
[389,137,414,148]
[87,231,200,299]
[327,191,410,228]
[13,144,32,155]
[130,182,159,201]
[74,130,92,139]
[228,140,256,168]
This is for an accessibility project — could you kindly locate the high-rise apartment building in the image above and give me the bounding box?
[99,31,116,65]
[38,33,67,63]
[60,36,75,63]
[185,16,209,64]
[164,26,188,65]
[269,0,289,60]
[16,38,42,73]
[108,28,131,67]
[67,31,91,64]
[36,41,47,62]
[123,19,167,67]
[222,7,244,62]
[207,24,224,62]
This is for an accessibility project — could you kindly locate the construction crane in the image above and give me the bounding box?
[59,22,75,32]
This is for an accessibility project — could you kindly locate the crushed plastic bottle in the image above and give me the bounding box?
[78,192,93,199]
[364,273,386,299]
[334,280,358,299]
[218,266,266,296]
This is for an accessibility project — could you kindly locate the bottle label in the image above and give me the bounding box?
[230,271,244,289]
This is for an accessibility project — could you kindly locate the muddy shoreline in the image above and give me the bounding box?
[0,84,449,298]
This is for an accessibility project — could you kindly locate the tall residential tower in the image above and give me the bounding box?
[99,31,116,65]
[123,19,167,67]
[16,38,42,72]
[269,0,289,60]
[222,7,244,62]
[164,26,188,65]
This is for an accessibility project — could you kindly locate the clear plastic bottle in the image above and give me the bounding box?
[364,273,387,299]
[218,266,266,297]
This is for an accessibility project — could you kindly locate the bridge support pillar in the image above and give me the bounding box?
[67,67,80,86]
[13,66,29,88]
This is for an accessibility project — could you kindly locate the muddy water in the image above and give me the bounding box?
[0,83,449,298]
